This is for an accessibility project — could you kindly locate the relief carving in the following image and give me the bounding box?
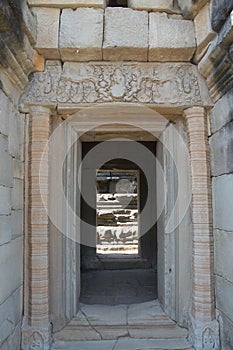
[21,327,51,350]
[202,327,216,349]
[21,63,205,108]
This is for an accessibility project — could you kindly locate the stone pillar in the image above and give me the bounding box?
[184,107,219,350]
[22,106,51,350]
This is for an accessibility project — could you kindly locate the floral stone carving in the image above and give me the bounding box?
[20,62,212,109]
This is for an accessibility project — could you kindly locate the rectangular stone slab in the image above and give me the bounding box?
[20,61,212,110]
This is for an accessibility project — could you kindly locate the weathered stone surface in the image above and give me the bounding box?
[0,237,23,305]
[20,61,212,109]
[149,13,196,62]
[52,337,193,349]
[80,304,127,326]
[20,0,37,45]
[103,8,148,61]
[216,275,233,323]
[0,134,13,188]
[214,229,233,284]
[0,287,22,348]
[210,88,233,134]
[33,7,60,59]
[0,186,11,215]
[8,110,24,159]
[177,0,208,19]
[11,179,23,210]
[198,13,233,102]
[219,311,233,350]
[11,210,23,239]
[0,90,10,136]
[28,0,107,8]
[59,8,103,61]
[213,174,233,232]
[13,159,24,180]
[0,215,12,246]
[211,0,233,32]
[33,50,45,72]
[210,121,233,176]
[128,0,174,13]
[194,3,216,63]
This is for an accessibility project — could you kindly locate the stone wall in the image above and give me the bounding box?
[210,89,233,350]
[0,1,35,348]
[195,1,233,349]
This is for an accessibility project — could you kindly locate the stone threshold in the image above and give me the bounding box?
[52,337,193,350]
[54,301,189,344]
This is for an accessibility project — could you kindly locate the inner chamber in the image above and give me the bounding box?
[80,141,157,305]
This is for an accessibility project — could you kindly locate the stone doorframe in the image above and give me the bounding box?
[20,61,219,350]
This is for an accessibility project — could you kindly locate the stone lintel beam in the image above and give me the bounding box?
[184,106,219,350]
[19,61,213,113]
[21,106,51,350]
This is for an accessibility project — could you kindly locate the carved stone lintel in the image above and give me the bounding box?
[19,61,212,111]
[188,316,220,350]
[21,321,51,350]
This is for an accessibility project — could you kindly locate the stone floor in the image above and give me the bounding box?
[52,268,192,349]
[53,300,192,350]
[80,269,157,305]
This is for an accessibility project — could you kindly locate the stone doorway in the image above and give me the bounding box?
[80,141,158,306]
[20,61,219,349]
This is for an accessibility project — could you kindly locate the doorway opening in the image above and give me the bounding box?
[96,170,139,256]
[80,141,158,305]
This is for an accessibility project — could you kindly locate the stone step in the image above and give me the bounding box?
[54,301,188,342]
[52,337,193,350]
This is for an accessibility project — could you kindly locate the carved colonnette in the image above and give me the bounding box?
[21,106,51,350]
[184,107,219,350]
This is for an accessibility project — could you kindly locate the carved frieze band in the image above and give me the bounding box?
[20,62,211,109]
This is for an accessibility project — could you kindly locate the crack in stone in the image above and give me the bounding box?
[80,307,103,340]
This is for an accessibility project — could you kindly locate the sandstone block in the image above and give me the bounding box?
[0,135,13,188]
[59,8,103,61]
[213,174,233,232]
[33,50,45,72]
[0,186,11,216]
[8,110,23,159]
[0,237,23,305]
[33,7,60,59]
[216,275,233,323]
[149,13,196,62]
[103,8,148,61]
[13,159,24,180]
[210,88,233,134]
[0,90,10,136]
[128,0,174,13]
[194,3,216,63]
[20,0,37,45]
[0,287,22,347]
[177,0,208,19]
[219,312,233,350]
[210,121,233,176]
[214,229,233,284]
[11,210,23,239]
[11,179,23,210]
[28,0,107,8]
[211,0,233,32]
[0,216,12,246]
